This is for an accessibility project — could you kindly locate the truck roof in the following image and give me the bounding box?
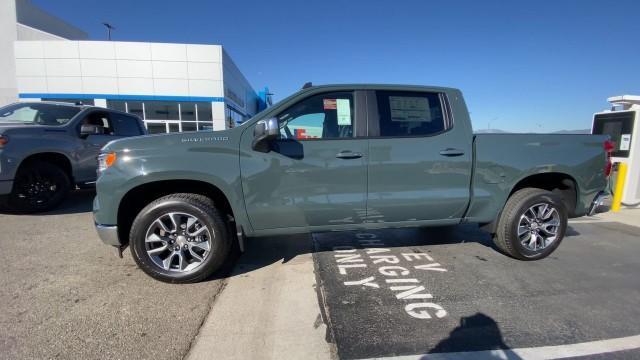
[15,101,93,108]
[299,83,458,93]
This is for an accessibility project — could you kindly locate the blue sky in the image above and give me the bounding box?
[34,0,640,132]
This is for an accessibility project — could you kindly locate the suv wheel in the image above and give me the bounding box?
[7,161,70,213]
[129,193,231,283]
[493,188,568,260]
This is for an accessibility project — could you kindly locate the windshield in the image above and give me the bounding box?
[0,103,81,126]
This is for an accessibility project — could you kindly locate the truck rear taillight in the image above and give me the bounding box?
[604,139,614,177]
[0,135,8,148]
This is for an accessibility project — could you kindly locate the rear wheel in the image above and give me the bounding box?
[7,161,70,213]
[493,188,568,260]
[129,193,231,283]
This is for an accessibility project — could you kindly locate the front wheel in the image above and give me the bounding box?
[493,188,568,260]
[7,161,70,213]
[129,193,231,283]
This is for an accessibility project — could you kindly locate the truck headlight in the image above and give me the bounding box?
[97,152,116,175]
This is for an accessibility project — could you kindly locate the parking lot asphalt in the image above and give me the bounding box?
[2,191,640,360]
[0,190,226,360]
[312,223,640,359]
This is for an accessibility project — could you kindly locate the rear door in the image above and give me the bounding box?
[240,91,369,230]
[365,90,473,223]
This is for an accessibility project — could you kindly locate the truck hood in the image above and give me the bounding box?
[102,127,245,153]
[0,123,58,136]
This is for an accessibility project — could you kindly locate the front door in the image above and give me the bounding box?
[366,90,473,223]
[75,111,140,182]
[240,91,368,230]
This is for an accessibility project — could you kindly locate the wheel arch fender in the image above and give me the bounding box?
[15,151,73,181]
[481,171,578,234]
[114,171,248,247]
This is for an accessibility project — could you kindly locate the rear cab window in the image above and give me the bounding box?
[111,113,144,136]
[374,91,450,137]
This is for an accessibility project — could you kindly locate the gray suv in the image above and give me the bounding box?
[0,101,146,212]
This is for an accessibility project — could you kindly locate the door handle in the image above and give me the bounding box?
[439,148,465,157]
[336,151,363,159]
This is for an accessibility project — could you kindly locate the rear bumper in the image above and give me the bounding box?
[95,224,122,246]
[588,191,612,216]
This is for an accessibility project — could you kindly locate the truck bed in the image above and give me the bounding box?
[466,133,609,224]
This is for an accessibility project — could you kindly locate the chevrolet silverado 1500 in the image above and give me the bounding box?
[93,84,612,283]
[0,101,146,212]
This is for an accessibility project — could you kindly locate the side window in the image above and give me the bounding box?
[111,113,143,136]
[82,112,113,135]
[277,92,354,140]
[376,91,447,137]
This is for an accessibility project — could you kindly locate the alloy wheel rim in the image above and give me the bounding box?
[144,212,213,272]
[517,203,561,252]
[16,171,58,206]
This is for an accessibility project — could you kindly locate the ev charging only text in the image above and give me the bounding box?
[332,232,448,320]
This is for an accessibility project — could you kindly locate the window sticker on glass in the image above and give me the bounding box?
[323,99,337,110]
[620,134,631,151]
[336,99,351,125]
[389,96,431,122]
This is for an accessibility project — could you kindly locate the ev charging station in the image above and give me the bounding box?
[592,95,640,207]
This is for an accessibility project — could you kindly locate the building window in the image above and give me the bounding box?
[182,122,197,132]
[181,103,196,121]
[198,123,214,131]
[195,102,213,131]
[196,102,212,121]
[145,101,179,120]
[128,102,144,118]
[168,123,180,133]
[226,106,245,128]
[146,123,166,134]
[107,100,217,133]
[106,100,126,112]
[106,100,144,119]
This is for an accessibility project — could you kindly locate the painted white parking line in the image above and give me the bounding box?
[568,219,603,224]
[366,334,640,360]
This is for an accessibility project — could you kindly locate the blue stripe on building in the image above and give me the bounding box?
[18,93,225,102]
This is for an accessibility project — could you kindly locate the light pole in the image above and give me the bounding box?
[102,22,115,40]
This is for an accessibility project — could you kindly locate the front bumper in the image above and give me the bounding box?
[588,191,612,216]
[0,180,13,195]
[95,224,122,246]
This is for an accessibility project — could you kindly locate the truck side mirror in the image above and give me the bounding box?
[252,117,279,152]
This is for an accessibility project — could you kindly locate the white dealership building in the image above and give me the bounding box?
[1,0,270,133]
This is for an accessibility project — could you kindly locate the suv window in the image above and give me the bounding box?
[111,113,143,136]
[277,92,354,140]
[0,103,80,126]
[82,112,114,135]
[376,91,446,137]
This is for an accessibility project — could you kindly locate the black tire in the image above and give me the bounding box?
[493,188,568,261]
[7,161,71,213]
[129,193,231,283]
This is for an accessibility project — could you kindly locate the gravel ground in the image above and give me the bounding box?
[0,190,226,360]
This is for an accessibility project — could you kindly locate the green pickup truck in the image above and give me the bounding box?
[93,84,612,283]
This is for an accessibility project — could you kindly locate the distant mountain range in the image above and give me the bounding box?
[474,129,591,134]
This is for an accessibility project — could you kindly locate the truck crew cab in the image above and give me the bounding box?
[0,101,146,212]
[93,85,612,283]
